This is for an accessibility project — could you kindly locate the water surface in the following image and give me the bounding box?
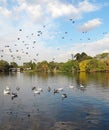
[0,72,109,130]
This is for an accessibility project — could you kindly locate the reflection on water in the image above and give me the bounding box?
[0,72,109,130]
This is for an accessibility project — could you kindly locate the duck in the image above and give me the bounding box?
[6,86,11,91]
[57,87,63,91]
[11,92,18,100]
[11,92,18,97]
[33,90,40,94]
[16,87,20,91]
[80,84,84,88]
[54,89,59,94]
[3,86,11,95]
[32,86,36,90]
[69,85,74,89]
[48,86,51,92]
[37,87,43,92]
[62,93,67,98]
[3,89,10,95]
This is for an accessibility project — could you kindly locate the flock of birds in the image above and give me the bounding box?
[3,84,85,100]
[0,17,108,64]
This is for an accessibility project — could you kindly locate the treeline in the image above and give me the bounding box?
[0,52,109,73]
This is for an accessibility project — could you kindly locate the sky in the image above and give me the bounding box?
[0,0,109,65]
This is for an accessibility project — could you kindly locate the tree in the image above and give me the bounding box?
[74,52,92,62]
[59,60,79,72]
[0,60,10,72]
[86,59,106,72]
[36,61,49,72]
[48,61,59,72]
[10,62,18,68]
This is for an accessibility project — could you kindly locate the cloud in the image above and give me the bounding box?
[77,18,102,32]
[78,0,98,13]
[66,34,109,57]
[0,0,100,23]
[47,1,78,18]
[0,0,7,6]
[1,33,109,64]
[0,6,11,17]
[47,0,98,19]
[0,0,108,65]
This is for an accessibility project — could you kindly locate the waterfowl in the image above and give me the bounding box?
[11,92,18,100]
[33,90,40,94]
[62,93,67,98]
[48,86,51,92]
[80,84,84,88]
[37,87,43,92]
[3,89,10,95]
[6,86,11,91]
[54,89,59,94]
[16,87,20,91]
[3,86,11,95]
[57,88,63,91]
[69,85,74,89]
[32,86,36,90]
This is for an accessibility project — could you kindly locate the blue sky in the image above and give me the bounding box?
[0,0,109,65]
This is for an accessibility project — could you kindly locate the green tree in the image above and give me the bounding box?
[59,60,79,72]
[10,62,18,68]
[74,52,92,62]
[86,59,106,72]
[36,61,49,72]
[48,61,59,72]
[0,60,10,72]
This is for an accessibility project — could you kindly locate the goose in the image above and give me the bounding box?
[62,93,67,98]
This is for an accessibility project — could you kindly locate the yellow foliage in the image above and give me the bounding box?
[79,60,90,72]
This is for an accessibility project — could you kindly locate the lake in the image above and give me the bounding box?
[0,72,109,130]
